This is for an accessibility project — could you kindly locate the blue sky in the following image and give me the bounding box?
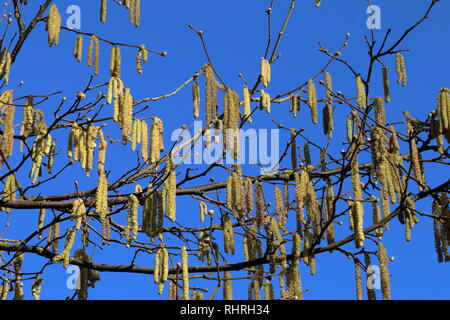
[2,0,450,300]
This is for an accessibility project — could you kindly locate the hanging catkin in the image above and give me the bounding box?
[307,79,318,124]
[31,277,43,300]
[203,64,218,126]
[0,90,15,163]
[325,180,335,244]
[223,271,233,300]
[100,0,107,23]
[382,65,390,103]
[354,260,363,300]
[356,75,366,109]
[395,52,407,87]
[323,102,333,139]
[224,88,240,159]
[139,120,148,162]
[109,46,121,77]
[264,279,274,300]
[290,128,298,168]
[127,194,139,243]
[163,156,177,221]
[244,178,253,216]
[74,35,83,62]
[181,246,189,300]
[95,173,108,222]
[13,254,24,300]
[192,80,200,118]
[260,57,271,87]
[350,146,364,248]
[136,45,147,74]
[150,117,164,163]
[259,90,271,114]
[437,88,450,142]
[2,174,16,213]
[254,180,265,228]
[274,186,287,232]
[405,119,423,187]
[47,5,61,46]
[71,199,86,230]
[377,242,391,300]
[47,222,59,253]
[52,228,76,268]
[290,93,300,118]
[223,215,235,254]
[37,208,45,239]
[243,85,252,123]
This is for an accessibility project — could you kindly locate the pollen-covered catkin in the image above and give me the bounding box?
[223,271,233,300]
[100,0,107,23]
[245,178,253,216]
[260,57,271,87]
[150,117,164,163]
[52,228,76,268]
[37,208,45,239]
[47,5,61,47]
[351,147,364,248]
[74,35,83,62]
[127,194,139,243]
[290,128,298,168]
[13,254,24,300]
[0,90,15,163]
[140,120,149,162]
[223,215,235,254]
[382,65,390,103]
[290,93,300,118]
[307,79,318,124]
[163,156,177,221]
[192,80,200,118]
[95,173,108,222]
[224,88,241,158]
[354,260,363,300]
[396,52,407,87]
[71,198,86,230]
[181,246,189,300]
[136,45,147,74]
[243,85,252,123]
[377,242,391,300]
[259,90,271,114]
[406,120,423,187]
[356,75,366,109]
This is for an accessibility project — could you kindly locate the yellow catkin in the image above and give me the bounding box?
[377,242,391,300]
[150,117,164,163]
[2,174,16,213]
[109,46,121,77]
[141,120,149,162]
[259,90,271,114]
[223,271,233,300]
[31,277,43,300]
[224,88,240,159]
[47,5,61,47]
[226,175,233,209]
[97,129,107,173]
[243,85,252,123]
[74,35,83,62]
[131,119,138,152]
[325,71,333,100]
[303,143,311,166]
[95,173,108,221]
[153,249,161,284]
[354,260,362,300]
[203,64,218,126]
[223,215,235,254]
[47,222,60,253]
[0,90,15,162]
[254,181,265,227]
[371,196,382,239]
[406,120,423,186]
[396,52,407,87]
[290,93,300,118]
[382,65,390,103]
[264,279,274,300]
[71,199,86,230]
[164,156,177,221]
[2,52,11,84]
[275,186,287,232]
[181,246,189,300]
[127,194,139,243]
[199,201,207,222]
[260,57,271,87]
[307,79,318,124]
[351,147,364,248]
[192,80,200,118]
[100,0,107,23]
[52,228,76,268]
[13,254,24,300]
[356,75,366,109]
[134,0,141,27]
[37,208,45,239]
[121,88,133,143]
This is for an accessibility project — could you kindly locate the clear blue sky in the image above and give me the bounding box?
[3,0,450,300]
